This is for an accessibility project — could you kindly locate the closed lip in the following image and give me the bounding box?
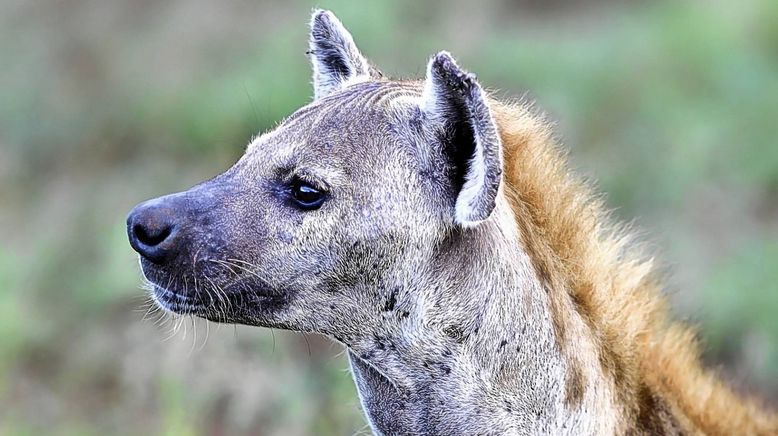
[152,285,206,314]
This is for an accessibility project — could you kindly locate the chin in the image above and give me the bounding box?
[151,284,209,316]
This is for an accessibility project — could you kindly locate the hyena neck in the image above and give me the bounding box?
[347,199,605,435]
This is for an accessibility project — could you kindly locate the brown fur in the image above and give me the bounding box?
[491,100,778,434]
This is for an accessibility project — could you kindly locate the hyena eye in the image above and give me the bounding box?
[290,178,326,210]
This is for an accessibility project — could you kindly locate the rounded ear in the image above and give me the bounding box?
[308,10,381,100]
[420,52,503,227]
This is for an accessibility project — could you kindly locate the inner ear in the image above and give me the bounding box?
[308,10,379,100]
[443,104,477,197]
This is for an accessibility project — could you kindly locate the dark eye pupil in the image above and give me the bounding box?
[292,181,325,209]
[295,184,319,201]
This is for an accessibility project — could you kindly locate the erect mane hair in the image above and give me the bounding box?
[490,100,778,434]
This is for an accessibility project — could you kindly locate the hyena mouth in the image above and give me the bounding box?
[146,269,296,323]
[151,284,210,315]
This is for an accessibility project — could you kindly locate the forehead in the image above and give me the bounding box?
[245,81,423,171]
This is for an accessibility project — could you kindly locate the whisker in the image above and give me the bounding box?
[199,319,211,351]
[302,332,312,358]
[189,315,198,356]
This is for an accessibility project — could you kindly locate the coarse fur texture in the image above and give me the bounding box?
[493,101,778,434]
[126,9,778,435]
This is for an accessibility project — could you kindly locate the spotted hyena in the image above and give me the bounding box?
[127,10,778,436]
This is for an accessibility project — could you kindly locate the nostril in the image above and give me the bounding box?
[127,198,184,263]
[133,223,173,247]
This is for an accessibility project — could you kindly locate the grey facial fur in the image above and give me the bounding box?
[127,9,614,435]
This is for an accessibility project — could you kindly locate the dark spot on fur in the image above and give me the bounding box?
[498,339,508,350]
[383,288,397,311]
[373,334,387,351]
[443,325,467,343]
[399,310,410,319]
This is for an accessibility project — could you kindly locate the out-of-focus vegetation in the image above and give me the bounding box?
[0,0,776,434]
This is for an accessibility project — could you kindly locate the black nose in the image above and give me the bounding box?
[127,199,180,263]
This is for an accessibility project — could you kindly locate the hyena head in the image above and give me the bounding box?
[127,10,502,339]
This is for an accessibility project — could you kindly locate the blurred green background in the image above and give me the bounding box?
[1,0,776,434]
